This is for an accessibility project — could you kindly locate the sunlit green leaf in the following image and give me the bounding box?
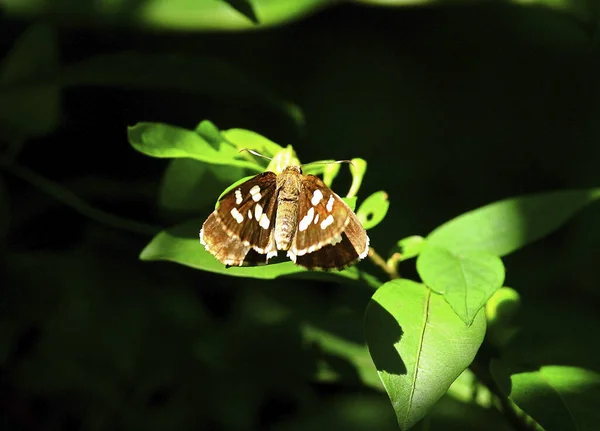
[342,197,357,212]
[356,191,389,230]
[392,235,426,261]
[216,175,255,206]
[322,162,341,188]
[221,128,283,158]
[347,158,367,198]
[140,219,380,288]
[220,0,259,24]
[427,189,600,256]
[265,145,301,174]
[0,23,60,138]
[194,120,223,146]
[3,0,332,31]
[365,279,486,430]
[492,363,600,431]
[128,122,264,171]
[416,244,505,325]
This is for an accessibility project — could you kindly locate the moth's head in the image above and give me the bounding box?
[282,165,302,175]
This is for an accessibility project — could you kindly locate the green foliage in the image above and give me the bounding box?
[492,363,600,431]
[125,118,600,430]
[0,23,60,139]
[3,10,600,429]
[417,246,505,325]
[426,189,600,256]
[356,190,389,230]
[365,279,486,429]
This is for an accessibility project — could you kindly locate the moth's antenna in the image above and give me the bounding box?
[239,148,273,161]
[300,159,355,168]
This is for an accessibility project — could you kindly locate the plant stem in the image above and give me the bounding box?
[368,247,400,280]
[0,156,160,236]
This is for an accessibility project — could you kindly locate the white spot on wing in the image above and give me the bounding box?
[330,234,342,245]
[230,207,244,223]
[255,203,263,221]
[267,250,278,260]
[320,214,334,229]
[286,250,297,263]
[248,209,253,219]
[311,189,323,206]
[259,213,270,229]
[235,189,243,205]
[298,207,315,231]
[314,213,319,224]
[250,185,261,202]
[358,235,370,259]
[326,195,335,212]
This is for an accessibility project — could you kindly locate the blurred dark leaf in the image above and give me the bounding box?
[63,52,304,127]
[0,23,60,139]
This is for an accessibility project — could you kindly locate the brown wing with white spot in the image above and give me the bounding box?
[200,172,278,265]
[288,174,350,258]
[295,209,370,270]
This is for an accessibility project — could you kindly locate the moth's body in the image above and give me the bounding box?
[200,164,369,270]
[274,166,302,251]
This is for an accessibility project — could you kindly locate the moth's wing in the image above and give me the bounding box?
[296,210,369,270]
[288,174,350,258]
[200,211,254,266]
[200,172,278,265]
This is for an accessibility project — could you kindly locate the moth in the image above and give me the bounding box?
[199,163,369,270]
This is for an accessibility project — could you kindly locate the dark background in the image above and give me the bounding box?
[1,2,599,430]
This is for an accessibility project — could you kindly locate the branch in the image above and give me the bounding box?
[368,247,400,280]
[0,156,160,236]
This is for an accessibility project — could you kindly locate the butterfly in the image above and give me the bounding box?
[199,164,369,270]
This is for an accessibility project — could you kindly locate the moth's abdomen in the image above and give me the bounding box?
[274,200,298,250]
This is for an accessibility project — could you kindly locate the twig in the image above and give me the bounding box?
[368,247,400,280]
[0,156,160,236]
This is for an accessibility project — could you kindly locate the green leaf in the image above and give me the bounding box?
[61,52,304,127]
[321,162,341,188]
[216,175,255,205]
[265,145,301,174]
[194,120,223,146]
[485,287,521,349]
[416,244,505,325]
[427,189,600,256]
[2,0,337,31]
[493,363,600,431]
[220,128,283,157]
[158,159,245,218]
[342,197,357,212]
[127,122,264,171]
[0,23,60,139]
[393,235,426,261]
[365,279,486,430]
[347,158,367,198]
[139,219,380,287]
[221,0,259,24]
[356,191,389,230]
